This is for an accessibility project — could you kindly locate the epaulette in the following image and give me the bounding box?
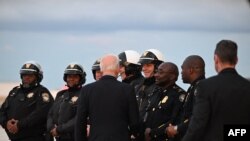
[55,89,68,99]
[173,85,186,94]
[9,86,21,97]
[173,84,187,102]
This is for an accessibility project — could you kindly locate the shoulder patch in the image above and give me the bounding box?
[42,93,50,102]
[9,86,20,97]
[179,94,185,102]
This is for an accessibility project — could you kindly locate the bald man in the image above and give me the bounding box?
[75,54,139,141]
[166,55,206,141]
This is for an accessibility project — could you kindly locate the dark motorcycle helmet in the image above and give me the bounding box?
[91,59,100,80]
[63,63,86,85]
[20,61,43,83]
[138,49,164,69]
[118,50,141,76]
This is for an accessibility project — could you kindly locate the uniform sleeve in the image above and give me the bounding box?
[47,91,63,132]
[182,83,210,141]
[127,86,140,137]
[177,120,189,136]
[150,92,183,139]
[17,90,54,130]
[0,98,8,128]
[47,101,56,132]
[169,93,183,124]
[149,123,168,139]
[0,88,18,128]
[75,88,88,141]
[57,116,76,134]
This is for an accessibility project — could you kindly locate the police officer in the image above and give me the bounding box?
[0,61,54,141]
[144,62,186,141]
[91,59,102,81]
[136,49,164,141]
[166,55,205,141]
[47,63,86,141]
[118,50,144,88]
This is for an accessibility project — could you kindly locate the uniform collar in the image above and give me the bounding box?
[143,76,155,86]
[190,75,205,86]
[122,74,143,84]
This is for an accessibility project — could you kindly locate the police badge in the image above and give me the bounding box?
[194,88,198,96]
[27,92,34,98]
[161,96,168,103]
[71,96,78,104]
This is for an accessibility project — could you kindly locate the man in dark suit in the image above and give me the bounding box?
[182,40,250,141]
[75,54,139,141]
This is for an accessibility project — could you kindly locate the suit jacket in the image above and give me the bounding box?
[75,75,139,141]
[182,68,250,141]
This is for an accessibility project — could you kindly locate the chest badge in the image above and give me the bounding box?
[71,96,78,103]
[179,94,185,102]
[161,96,168,103]
[27,92,34,98]
[194,89,198,96]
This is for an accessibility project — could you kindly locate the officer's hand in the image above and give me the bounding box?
[50,128,58,137]
[6,119,13,132]
[166,124,177,138]
[144,128,151,141]
[12,120,19,134]
[7,119,18,134]
[87,124,90,137]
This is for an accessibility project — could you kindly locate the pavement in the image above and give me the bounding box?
[0,127,9,141]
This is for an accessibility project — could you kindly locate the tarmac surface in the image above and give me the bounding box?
[0,127,9,141]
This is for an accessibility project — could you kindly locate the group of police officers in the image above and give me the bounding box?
[0,48,206,141]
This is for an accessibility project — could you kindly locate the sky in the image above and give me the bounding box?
[0,0,250,91]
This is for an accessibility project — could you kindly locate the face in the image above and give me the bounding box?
[181,63,191,84]
[154,64,171,87]
[66,74,81,87]
[22,74,37,85]
[95,70,102,81]
[119,65,126,80]
[142,63,155,78]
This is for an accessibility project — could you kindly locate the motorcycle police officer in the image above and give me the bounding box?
[135,49,164,141]
[91,59,102,81]
[47,63,86,141]
[0,61,54,141]
[118,50,144,89]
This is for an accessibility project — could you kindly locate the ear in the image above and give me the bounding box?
[214,54,219,65]
[235,56,238,65]
[189,67,194,74]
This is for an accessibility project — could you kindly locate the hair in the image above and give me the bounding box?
[162,62,179,81]
[100,54,119,72]
[184,55,205,75]
[168,62,179,81]
[215,40,238,65]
